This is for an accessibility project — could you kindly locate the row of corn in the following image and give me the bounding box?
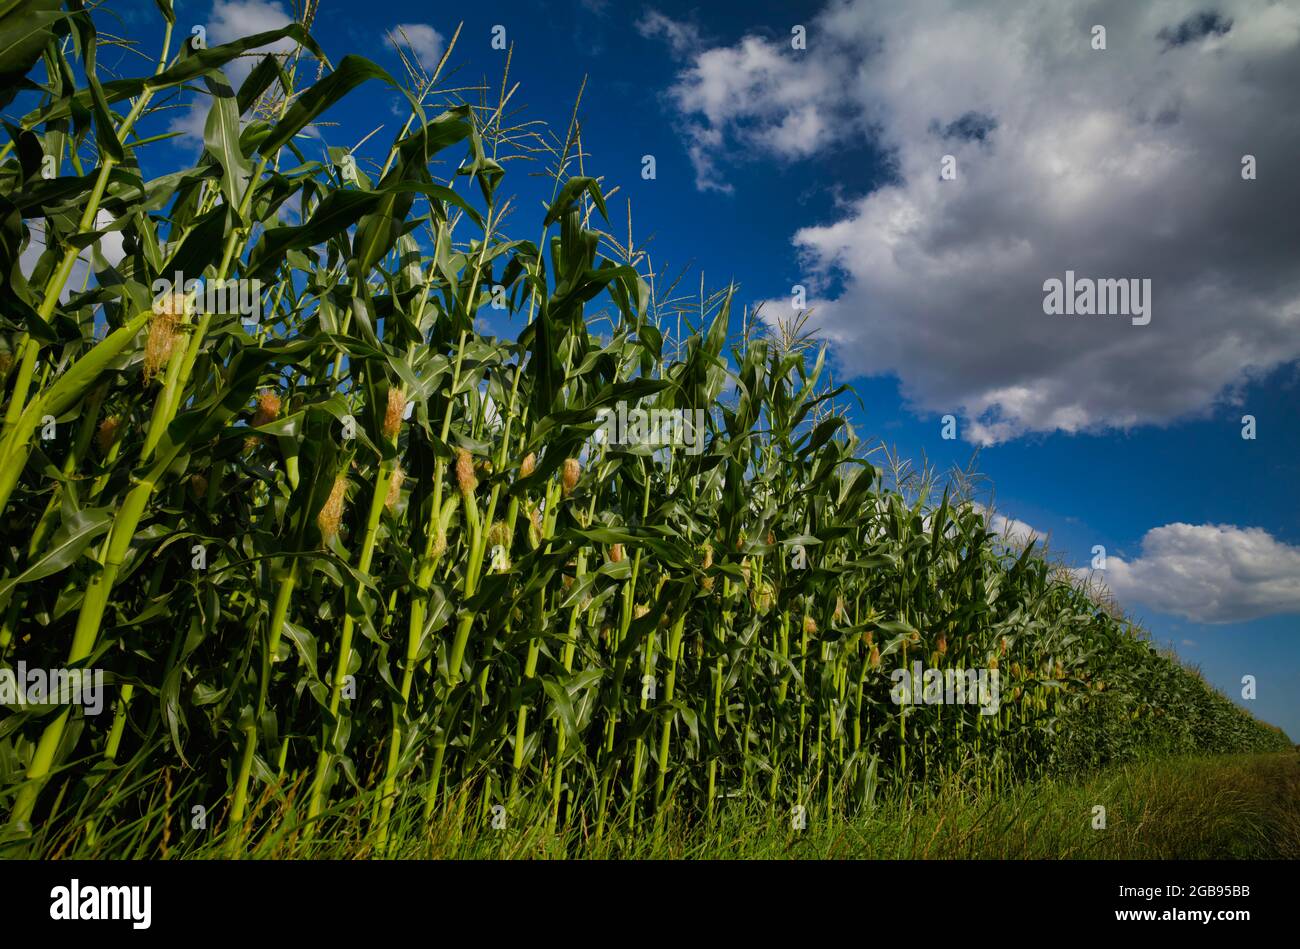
[0,7,1288,849]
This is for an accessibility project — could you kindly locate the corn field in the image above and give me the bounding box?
[0,4,1288,853]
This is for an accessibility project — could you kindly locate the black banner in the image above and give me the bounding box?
[0,859,1287,936]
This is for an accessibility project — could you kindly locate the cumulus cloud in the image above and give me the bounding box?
[168,102,210,150]
[969,502,1042,549]
[986,510,1042,550]
[662,32,842,191]
[206,0,297,80]
[1075,523,1300,623]
[658,0,1300,441]
[386,23,444,70]
[169,0,297,148]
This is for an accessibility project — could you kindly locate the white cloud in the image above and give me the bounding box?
[970,502,1042,549]
[385,23,444,70]
[1075,523,1300,623]
[662,0,1300,440]
[636,10,702,57]
[169,0,297,149]
[664,32,842,190]
[207,0,296,81]
[168,103,210,150]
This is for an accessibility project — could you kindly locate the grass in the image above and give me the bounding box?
[15,752,1298,860]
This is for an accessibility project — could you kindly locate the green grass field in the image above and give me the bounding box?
[12,751,1296,860]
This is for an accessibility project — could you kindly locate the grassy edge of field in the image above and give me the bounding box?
[17,750,1298,860]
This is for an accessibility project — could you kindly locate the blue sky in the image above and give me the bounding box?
[46,0,1300,737]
